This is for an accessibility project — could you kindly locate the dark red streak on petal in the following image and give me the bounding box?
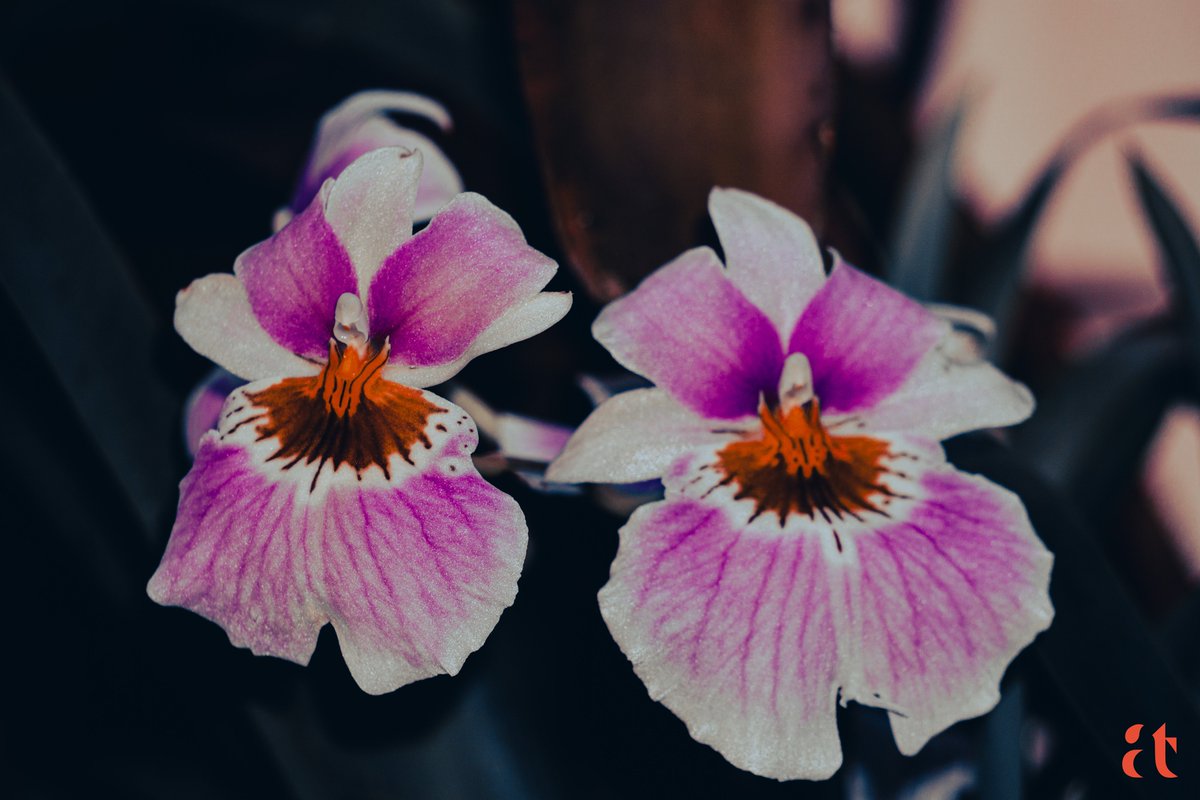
[716,400,894,525]
[247,341,446,489]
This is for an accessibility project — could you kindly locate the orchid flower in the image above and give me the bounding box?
[187,91,464,454]
[149,146,570,694]
[278,90,463,230]
[546,189,1053,780]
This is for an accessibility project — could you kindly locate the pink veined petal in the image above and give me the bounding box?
[708,188,826,339]
[599,497,844,780]
[323,147,423,295]
[836,334,1035,440]
[593,247,784,420]
[294,90,461,220]
[322,461,526,693]
[148,379,526,695]
[233,192,358,361]
[368,193,559,367]
[382,291,572,388]
[846,467,1053,755]
[547,388,756,484]
[600,435,1052,779]
[789,259,945,414]
[175,274,322,381]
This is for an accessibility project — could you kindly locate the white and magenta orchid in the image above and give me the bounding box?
[149,146,570,695]
[189,91,466,453]
[547,189,1053,780]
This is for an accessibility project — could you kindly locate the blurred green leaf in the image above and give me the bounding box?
[0,76,176,539]
[886,99,966,302]
[1128,152,1200,380]
[948,435,1200,800]
[964,158,1064,359]
[959,93,1200,356]
[1013,328,1186,531]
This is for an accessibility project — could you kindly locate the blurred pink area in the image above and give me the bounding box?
[912,0,1200,582]
[832,0,902,66]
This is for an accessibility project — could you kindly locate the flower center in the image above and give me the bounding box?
[243,337,445,490]
[715,354,893,525]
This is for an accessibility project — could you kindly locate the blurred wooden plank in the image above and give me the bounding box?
[516,0,834,301]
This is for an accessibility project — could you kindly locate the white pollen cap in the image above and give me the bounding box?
[333,292,367,349]
[335,292,364,326]
[779,352,814,412]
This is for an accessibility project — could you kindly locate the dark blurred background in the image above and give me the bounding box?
[3,1,1200,797]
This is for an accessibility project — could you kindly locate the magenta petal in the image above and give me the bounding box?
[601,435,1052,779]
[600,498,844,780]
[789,261,943,413]
[234,194,357,360]
[849,468,1053,755]
[593,247,783,420]
[149,380,526,694]
[148,440,323,664]
[321,468,526,693]
[367,193,557,367]
[293,91,461,220]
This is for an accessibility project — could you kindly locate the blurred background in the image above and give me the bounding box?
[2,0,1199,797]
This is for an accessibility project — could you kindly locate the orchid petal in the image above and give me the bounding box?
[709,188,826,338]
[382,291,572,388]
[184,368,244,456]
[294,91,462,222]
[233,192,357,361]
[450,388,573,465]
[600,495,844,780]
[846,467,1053,756]
[593,247,783,420]
[836,335,1035,440]
[547,389,755,484]
[149,379,526,695]
[368,193,558,368]
[175,274,321,381]
[323,147,423,295]
[600,440,1052,780]
[789,260,944,414]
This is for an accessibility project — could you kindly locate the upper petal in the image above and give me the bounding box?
[175,273,322,380]
[547,388,755,484]
[382,291,572,388]
[293,90,462,222]
[323,147,424,294]
[838,334,1035,441]
[789,260,944,414]
[709,188,826,338]
[593,247,784,420]
[149,369,527,694]
[233,191,358,360]
[368,193,558,368]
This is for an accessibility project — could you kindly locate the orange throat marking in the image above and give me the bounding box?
[243,341,445,487]
[715,399,893,525]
